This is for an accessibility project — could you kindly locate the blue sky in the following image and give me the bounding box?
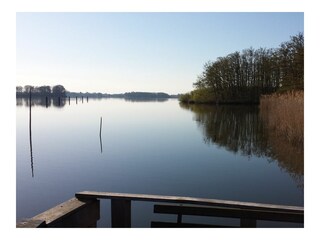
[16,12,303,94]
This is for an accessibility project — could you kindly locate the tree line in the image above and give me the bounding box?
[16,85,67,97]
[179,33,304,104]
[16,86,177,99]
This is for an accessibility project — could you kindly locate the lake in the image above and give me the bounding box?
[16,97,303,227]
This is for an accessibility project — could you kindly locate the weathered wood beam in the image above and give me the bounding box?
[18,197,100,228]
[76,191,303,213]
[16,219,46,228]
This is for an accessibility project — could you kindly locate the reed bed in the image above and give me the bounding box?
[260,90,304,146]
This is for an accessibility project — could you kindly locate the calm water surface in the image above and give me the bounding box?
[16,98,303,227]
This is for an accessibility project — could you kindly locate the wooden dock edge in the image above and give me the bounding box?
[17,191,303,228]
[16,197,100,228]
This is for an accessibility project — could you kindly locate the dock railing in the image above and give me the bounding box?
[17,191,304,228]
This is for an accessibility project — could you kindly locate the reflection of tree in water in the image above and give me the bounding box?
[16,98,23,106]
[179,103,303,190]
[180,103,267,156]
[16,97,66,108]
[52,97,66,107]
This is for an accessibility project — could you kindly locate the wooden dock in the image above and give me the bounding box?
[17,191,304,228]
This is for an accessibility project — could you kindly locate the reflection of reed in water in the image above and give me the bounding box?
[29,91,34,178]
[262,128,304,189]
[260,91,304,189]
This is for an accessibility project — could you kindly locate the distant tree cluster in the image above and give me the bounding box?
[124,92,170,99]
[180,33,304,104]
[16,85,67,97]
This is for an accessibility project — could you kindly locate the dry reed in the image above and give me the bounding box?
[260,90,304,146]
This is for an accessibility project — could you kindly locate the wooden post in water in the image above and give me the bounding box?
[76,96,78,104]
[69,96,70,105]
[46,96,48,108]
[82,96,83,103]
[99,117,102,137]
[87,96,88,102]
[99,117,103,153]
[58,97,61,106]
[29,89,32,107]
[29,89,34,178]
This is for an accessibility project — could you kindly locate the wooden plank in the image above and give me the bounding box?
[75,191,303,213]
[111,199,131,228]
[153,204,303,223]
[151,221,236,228]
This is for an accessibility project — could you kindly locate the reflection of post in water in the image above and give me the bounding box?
[76,96,78,104]
[68,96,70,105]
[29,90,34,178]
[99,117,103,153]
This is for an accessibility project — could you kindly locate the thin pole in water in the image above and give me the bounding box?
[99,117,103,153]
[99,117,102,137]
[29,89,34,177]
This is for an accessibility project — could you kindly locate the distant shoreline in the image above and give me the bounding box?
[65,91,179,99]
[16,89,179,99]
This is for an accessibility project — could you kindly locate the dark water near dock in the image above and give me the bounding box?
[16,98,303,227]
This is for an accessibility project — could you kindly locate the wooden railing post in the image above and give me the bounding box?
[177,205,182,224]
[111,199,131,228]
[240,218,257,228]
